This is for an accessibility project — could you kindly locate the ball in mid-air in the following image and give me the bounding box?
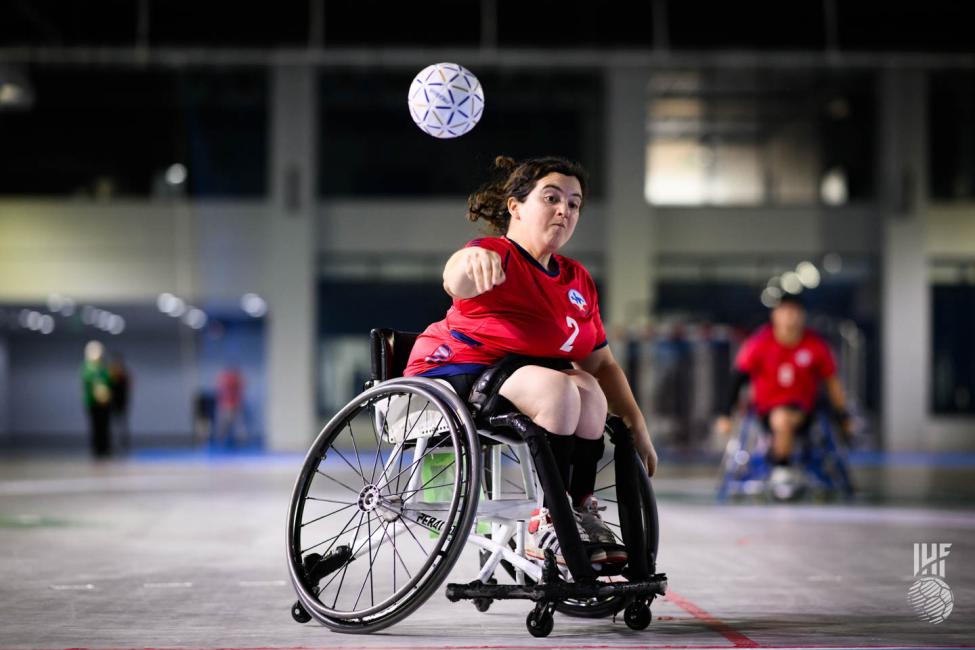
[408,62,484,139]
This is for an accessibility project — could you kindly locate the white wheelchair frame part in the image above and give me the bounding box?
[372,376,547,585]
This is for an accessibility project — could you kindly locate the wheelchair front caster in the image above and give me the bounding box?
[526,603,555,637]
[291,601,312,624]
[473,577,496,612]
[473,597,492,612]
[624,600,652,630]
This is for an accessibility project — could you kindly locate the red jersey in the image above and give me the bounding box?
[404,237,607,377]
[735,324,837,414]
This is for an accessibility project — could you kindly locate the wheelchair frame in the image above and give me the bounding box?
[287,329,667,637]
[717,407,855,501]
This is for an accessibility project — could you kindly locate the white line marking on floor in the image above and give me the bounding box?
[238,580,287,587]
[807,574,844,582]
[142,582,193,588]
[51,584,94,590]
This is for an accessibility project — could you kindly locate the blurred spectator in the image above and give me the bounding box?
[716,294,852,497]
[193,390,216,445]
[108,355,131,453]
[215,366,248,447]
[81,341,112,458]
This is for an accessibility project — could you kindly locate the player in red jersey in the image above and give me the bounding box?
[716,294,852,493]
[404,156,654,567]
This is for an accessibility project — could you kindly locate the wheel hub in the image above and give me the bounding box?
[357,484,381,512]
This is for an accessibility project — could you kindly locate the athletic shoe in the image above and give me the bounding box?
[768,465,801,501]
[574,494,628,565]
[526,504,608,566]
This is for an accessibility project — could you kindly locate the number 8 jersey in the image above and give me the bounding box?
[404,236,608,378]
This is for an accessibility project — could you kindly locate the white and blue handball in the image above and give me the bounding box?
[408,62,484,139]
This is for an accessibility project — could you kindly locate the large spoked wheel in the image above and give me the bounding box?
[287,378,481,633]
[556,422,660,619]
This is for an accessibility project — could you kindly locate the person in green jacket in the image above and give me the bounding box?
[82,340,112,458]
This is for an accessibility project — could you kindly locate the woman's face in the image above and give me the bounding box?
[506,172,583,253]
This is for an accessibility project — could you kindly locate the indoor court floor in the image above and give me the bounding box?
[0,453,972,650]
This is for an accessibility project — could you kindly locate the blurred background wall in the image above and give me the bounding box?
[1,0,973,454]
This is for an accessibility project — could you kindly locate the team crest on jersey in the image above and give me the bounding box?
[795,349,812,367]
[567,288,588,312]
[425,344,453,364]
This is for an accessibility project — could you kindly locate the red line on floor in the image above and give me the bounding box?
[54,645,975,650]
[663,588,759,648]
[55,640,975,650]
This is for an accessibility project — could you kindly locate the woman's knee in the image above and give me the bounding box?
[566,370,607,440]
[499,366,580,435]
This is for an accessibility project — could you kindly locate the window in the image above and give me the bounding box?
[931,261,975,414]
[645,69,875,206]
[0,67,267,198]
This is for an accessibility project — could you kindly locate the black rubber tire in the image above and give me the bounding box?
[526,609,554,637]
[291,601,312,624]
[624,601,652,630]
[287,378,481,634]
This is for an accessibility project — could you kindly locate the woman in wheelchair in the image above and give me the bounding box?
[287,156,665,636]
[403,155,657,567]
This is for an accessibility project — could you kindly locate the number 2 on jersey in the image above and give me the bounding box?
[560,316,579,352]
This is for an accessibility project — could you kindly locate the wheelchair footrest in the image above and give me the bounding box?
[445,573,667,604]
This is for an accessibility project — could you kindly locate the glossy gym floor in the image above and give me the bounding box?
[1,451,972,650]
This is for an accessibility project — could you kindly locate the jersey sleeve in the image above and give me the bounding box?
[464,237,507,254]
[583,267,608,352]
[591,302,608,352]
[734,334,759,373]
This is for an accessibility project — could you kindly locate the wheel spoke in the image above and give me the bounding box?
[380,519,414,587]
[315,469,361,495]
[392,481,456,503]
[305,496,357,506]
[399,516,430,557]
[346,420,368,482]
[385,456,455,500]
[369,395,394,484]
[377,432,453,493]
[322,511,366,601]
[331,445,370,484]
[300,509,360,555]
[300,501,359,528]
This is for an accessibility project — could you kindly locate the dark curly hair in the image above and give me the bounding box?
[466,156,589,235]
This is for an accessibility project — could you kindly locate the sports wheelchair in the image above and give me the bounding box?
[717,407,855,502]
[287,329,667,637]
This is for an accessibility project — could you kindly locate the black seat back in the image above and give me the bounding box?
[370,328,420,381]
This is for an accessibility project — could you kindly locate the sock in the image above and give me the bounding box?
[569,436,605,507]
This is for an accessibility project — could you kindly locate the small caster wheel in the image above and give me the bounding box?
[473,597,492,612]
[526,608,554,637]
[624,600,651,630]
[473,578,496,612]
[291,600,312,624]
